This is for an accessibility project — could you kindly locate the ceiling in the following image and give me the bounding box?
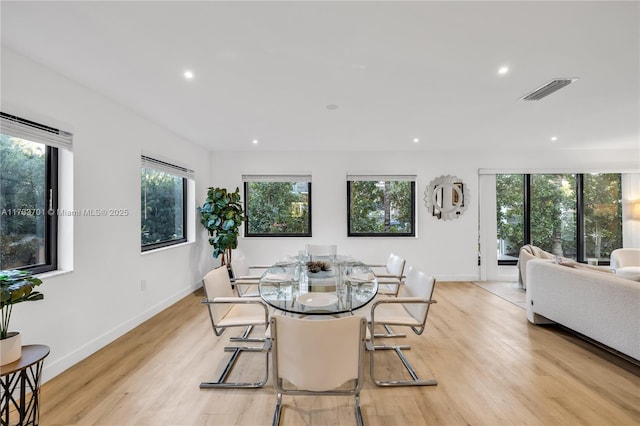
[1,1,638,153]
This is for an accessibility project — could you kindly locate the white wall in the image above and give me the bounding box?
[3,46,639,383]
[212,150,640,283]
[2,49,214,382]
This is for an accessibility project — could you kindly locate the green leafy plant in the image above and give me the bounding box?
[198,187,245,266]
[0,269,43,339]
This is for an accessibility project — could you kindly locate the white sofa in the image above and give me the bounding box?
[526,259,640,361]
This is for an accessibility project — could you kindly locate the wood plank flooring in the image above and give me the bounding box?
[37,282,640,425]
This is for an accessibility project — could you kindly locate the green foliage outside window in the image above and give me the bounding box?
[496,174,524,258]
[348,180,414,236]
[0,135,47,270]
[530,174,576,257]
[141,168,186,249]
[496,173,622,263]
[244,181,310,236]
[583,174,622,259]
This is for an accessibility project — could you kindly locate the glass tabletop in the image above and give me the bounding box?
[258,255,378,315]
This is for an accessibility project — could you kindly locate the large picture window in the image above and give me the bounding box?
[496,173,622,265]
[0,113,69,273]
[141,156,190,251]
[347,175,416,237]
[243,175,311,237]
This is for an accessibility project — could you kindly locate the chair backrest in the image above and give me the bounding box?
[305,244,337,257]
[610,248,640,269]
[386,253,406,277]
[230,254,250,279]
[401,266,436,324]
[271,315,365,392]
[202,266,235,325]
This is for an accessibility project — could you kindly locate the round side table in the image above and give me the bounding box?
[0,345,50,426]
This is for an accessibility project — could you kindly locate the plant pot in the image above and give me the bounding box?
[0,331,22,365]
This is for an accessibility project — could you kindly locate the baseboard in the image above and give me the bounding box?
[434,274,480,282]
[41,282,201,383]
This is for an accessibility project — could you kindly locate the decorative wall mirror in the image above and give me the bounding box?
[424,175,467,220]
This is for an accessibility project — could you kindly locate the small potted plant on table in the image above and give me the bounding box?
[1,269,44,365]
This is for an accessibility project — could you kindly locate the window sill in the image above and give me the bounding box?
[141,240,195,256]
[36,269,73,279]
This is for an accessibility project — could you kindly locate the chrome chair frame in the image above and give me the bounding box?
[200,267,271,389]
[368,268,438,387]
[270,315,367,426]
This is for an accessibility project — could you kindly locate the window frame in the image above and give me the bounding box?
[243,176,312,237]
[497,173,621,266]
[140,157,189,252]
[347,176,416,238]
[0,113,63,274]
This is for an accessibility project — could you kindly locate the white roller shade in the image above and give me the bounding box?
[242,174,312,182]
[141,155,194,180]
[0,112,73,150]
[347,174,416,181]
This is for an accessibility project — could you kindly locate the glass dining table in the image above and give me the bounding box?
[258,255,378,316]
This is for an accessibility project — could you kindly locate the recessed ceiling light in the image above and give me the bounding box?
[413,138,420,143]
[184,70,194,80]
[551,136,558,141]
[498,66,509,75]
[252,139,259,145]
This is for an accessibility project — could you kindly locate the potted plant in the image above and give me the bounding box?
[198,187,245,268]
[0,269,43,365]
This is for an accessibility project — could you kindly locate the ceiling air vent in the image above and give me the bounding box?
[519,78,578,101]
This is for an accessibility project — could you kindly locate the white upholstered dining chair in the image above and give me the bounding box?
[367,266,438,387]
[230,253,270,297]
[305,244,337,258]
[270,314,367,426]
[200,265,270,389]
[367,252,406,296]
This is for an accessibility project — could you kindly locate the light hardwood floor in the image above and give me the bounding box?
[38,282,639,425]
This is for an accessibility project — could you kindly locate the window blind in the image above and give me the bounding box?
[141,155,194,180]
[0,112,73,150]
[346,174,416,181]
[242,174,312,182]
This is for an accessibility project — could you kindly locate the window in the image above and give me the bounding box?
[582,173,622,261]
[496,173,622,265]
[347,175,416,237]
[0,112,71,273]
[141,156,191,251]
[243,175,311,237]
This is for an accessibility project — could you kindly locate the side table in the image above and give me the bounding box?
[0,345,50,426]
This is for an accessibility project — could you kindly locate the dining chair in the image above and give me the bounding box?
[270,314,367,426]
[230,253,270,297]
[367,252,406,297]
[367,266,438,387]
[200,265,271,389]
[305,244,337,258]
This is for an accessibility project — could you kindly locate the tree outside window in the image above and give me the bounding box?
[496,173,622,264]
[244,180,311,237]
[141,167,186,250]
[348,178,415,237]
[0,134,57,272]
